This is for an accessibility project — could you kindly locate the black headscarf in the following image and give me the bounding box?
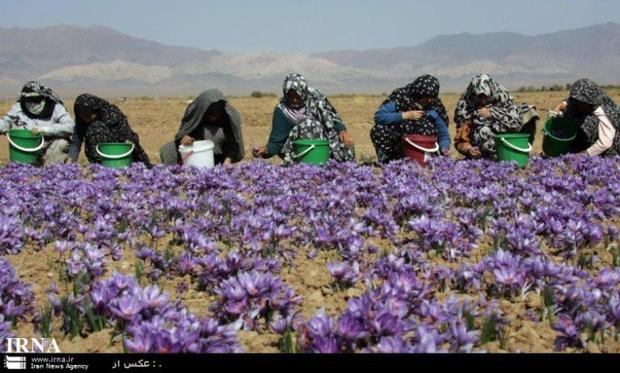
[74,94,151,166]
[74,94,126,128]
[175,89,245,162]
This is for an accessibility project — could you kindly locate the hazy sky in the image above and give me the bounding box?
[1,0,619,53]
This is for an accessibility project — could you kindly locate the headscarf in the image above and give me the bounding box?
[74,94,151,166]
[277,73,344,131]
[383,74,440,110]
[453,74,531,159]
[569,79,605,107]
[278,73,355,163]
[383,74,449,126]
[175,89,244,161]
[18,81,65,119]
[74,94,127,129]
[454,74,516,125]
[568,79,620,155]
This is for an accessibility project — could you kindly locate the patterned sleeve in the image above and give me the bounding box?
[453,95,470,127]
[84,121,107,163]
[489,102,522,132]
[119,123,151,167]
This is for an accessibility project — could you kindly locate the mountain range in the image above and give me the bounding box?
[1,23,619,97]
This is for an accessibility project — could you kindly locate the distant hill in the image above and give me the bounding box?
[313,23,620,89]
[1,23,620,97]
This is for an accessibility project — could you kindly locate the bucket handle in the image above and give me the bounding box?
[292,144,316,159]
[96,144,135,159]
[180,150,194,164]
[404,137,439,153]
[500,137,532,153]
[7,132,45,153]
[542,129,577,142]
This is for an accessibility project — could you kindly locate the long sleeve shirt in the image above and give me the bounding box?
[374,102,406,126]
[426,109,451,151]
[374,102,450,151]
[265,106,346,157]
[0,103,74,137]
[586,106,617,156]
[68,123,87,161]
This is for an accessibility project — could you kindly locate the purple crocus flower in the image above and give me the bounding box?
[0,315,15,352]
[124,330,155,352]
[110,295,144,321]
[327,261,360,287]
[375,336,411,353]
[337,313,368,343]
[307,310,336,337]
[141,286,169,309]
[90,284,114,311]
[448,320,479,353]
[552,316,585,351]
[609,295,620,325]
[312,337,340,353]
[412,326,442,353]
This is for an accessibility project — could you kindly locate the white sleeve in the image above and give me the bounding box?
[0,104,21,134]
[39,105,75,137]
[586,107,616,156]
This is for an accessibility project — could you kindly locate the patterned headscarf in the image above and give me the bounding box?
[74,93,151,166]
[454,74,515,125]
[74,94,126,128]
[278,73,355,163]
[384,74,440,112]
[383,74,449,128]
[18,81,65,119]
[569,79,605,107]
[19,81,64,105]
[453,74,534,159]
[278,73,344,131]
[282,73,310,104]
[568,79,620,156]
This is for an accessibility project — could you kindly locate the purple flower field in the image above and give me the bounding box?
[1,155,620,353]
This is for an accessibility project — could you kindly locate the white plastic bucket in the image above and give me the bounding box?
[178,140,215,169]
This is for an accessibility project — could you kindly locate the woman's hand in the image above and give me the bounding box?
[402,110,425,121]
[477,107,492,119]
[553,101,568,113]
[467,147,482,158]
[339,131,354,148]
[252,145,267,158]
[31,128,40,136]
[223,157,232,165]
[181,136,194,146]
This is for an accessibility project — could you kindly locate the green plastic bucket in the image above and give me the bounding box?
[7,129,45,165]
[292,139,330,165]
[96,143,134,168]
[542,117,577,157]
[494,133,532,168]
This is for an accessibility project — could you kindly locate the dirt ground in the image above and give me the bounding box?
[2,89,619,164]
[6,205,620,353]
